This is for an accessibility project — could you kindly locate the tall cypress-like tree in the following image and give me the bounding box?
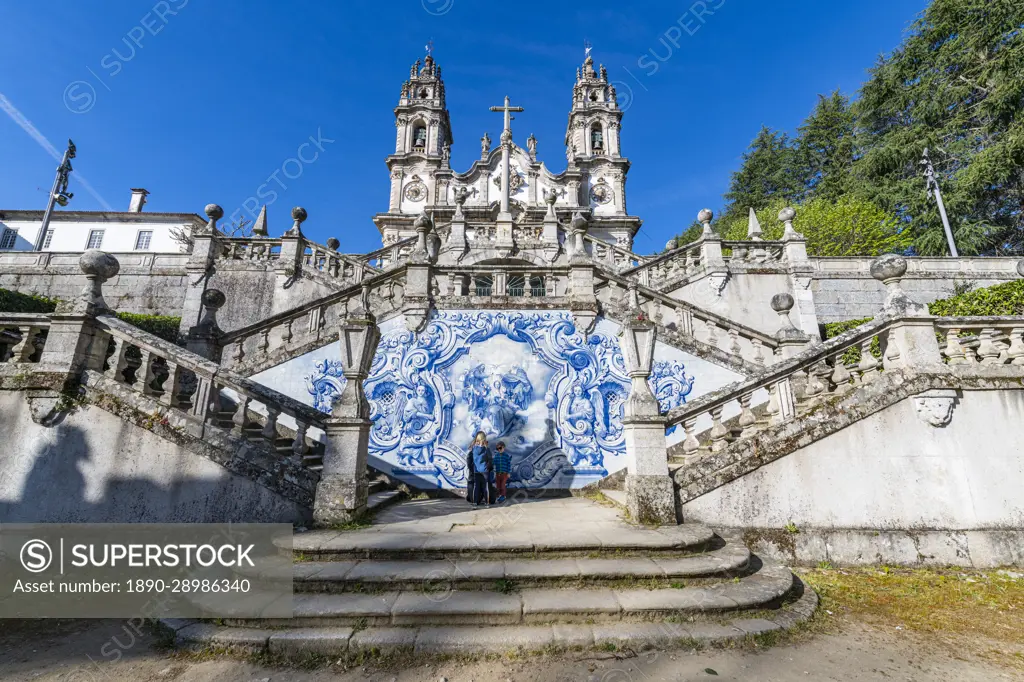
[797,91,857,202]
[722,126,803,223]
[855,0,1024,255]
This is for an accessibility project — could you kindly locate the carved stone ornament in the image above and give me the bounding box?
[404,176,428,202]
[912,389,957,427]
[590,178,612,205]
[493,167,524,193]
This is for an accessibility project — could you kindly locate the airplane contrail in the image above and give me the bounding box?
[0,92,114,211]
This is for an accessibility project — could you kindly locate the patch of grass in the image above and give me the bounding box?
[784,521,799,534]
[494,579,517,594]
[801,567,1024,670]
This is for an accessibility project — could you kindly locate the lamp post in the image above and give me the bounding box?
[34,139,77,251]
[920,148,959,258]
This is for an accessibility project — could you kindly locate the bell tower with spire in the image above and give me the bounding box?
[378,49,454,245]
[565,50,637,249]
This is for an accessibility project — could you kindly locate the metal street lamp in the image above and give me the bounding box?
[920,148,959,258]
[34,139,76,251]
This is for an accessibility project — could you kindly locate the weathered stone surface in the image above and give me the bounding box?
[521,588,620,622]
[349,626,418,651]
[267,628,353,655]
[176,623,272,649]
[592,622,691,647]
[413,625,554,653]
[391,591,522,625]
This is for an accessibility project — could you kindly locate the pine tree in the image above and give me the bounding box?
[855,0,1024,255]
[721,127,803,224]
[797,91,857,202]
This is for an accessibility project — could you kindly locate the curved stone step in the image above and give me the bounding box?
[233,557,792,628]
[290,522,716,560]
[292,541,752,592]
[164,574,817,657]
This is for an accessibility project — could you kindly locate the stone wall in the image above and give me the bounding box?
[0,391,308,524]
[809,257,1022,323]
[680,388,1024,536]
[0,252,189,315]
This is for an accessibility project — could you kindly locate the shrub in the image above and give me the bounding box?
[115,313,182,345]
[0,288,58,313]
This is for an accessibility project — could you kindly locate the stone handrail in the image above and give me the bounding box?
[217,267,407,374]
[595,268,780,365]
[722,240,786,264]
[933,316,1024,365]
[302,238,381,282]
[618,240,704,284]
[663,316,897,455]
[433,264,569,298]
[93,315,326,461]
[0,313,52,363]
[582,234,648,270]
[359,236,418,269]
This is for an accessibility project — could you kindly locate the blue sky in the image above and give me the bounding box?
[0,0,926,254]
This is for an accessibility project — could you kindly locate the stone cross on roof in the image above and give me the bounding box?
[489,95,524,142]
[489,96,525,217]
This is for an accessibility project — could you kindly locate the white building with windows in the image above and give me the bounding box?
[0,189,201,254]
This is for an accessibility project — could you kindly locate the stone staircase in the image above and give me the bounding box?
[162,497,817,657]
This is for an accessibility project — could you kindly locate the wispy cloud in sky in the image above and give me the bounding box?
[0,92,114,211]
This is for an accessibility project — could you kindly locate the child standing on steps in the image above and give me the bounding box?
[466,431,493,506]
[493,441,511,503]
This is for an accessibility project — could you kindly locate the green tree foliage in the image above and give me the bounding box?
[854,0,1024,256]
[927,279,1024,316]
[797,91,857,202]
[721,127,804,225]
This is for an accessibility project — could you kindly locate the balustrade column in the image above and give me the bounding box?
[7,326,40,363]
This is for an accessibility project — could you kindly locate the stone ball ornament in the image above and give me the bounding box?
[326,237,341,251]
[570,214,589,232]
[291,206,308,224]
[413,212,433,230]
[201,288,226,310]
[778,206,797,223]
[770,292,795,312]
[1017,259,1024,277]
[870,253,908,283]
[697,208,714,224]
[79,249,120,281]
[204,203,224,221]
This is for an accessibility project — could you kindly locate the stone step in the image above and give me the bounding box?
[165,577,816,656]
[367,489,402,513]
[367,479,385,495]
[290,522,716,561]
[292,541,751,592]
[600,489,626,508]
[232,559,793,628]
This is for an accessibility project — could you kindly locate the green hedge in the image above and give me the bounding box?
[0,288,58,313]
[927,280,1024,317]
[1,288,181,345]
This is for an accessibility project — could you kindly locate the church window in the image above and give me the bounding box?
[0,228,17,250]
[506,274,526,297]
[87,230,104,249]
[474,275,493,296]
[135,230,152,250]
[590,124,604,154]
[412,124,427,151]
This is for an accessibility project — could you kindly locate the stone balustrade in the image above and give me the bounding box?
[582,234,647,271]
[300,239,378,283]
[665,315,897,457]
[433,266,566,299]
[93,315,326,463]
[0,314,51,364]
[723,240,786,264]
[216,237,283,262]
[935,317,1024,365]
[360,237,417,269]
[597,272,780,366]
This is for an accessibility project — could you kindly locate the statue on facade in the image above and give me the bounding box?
[441,141,451,164]
[481,132,491,157]
[527,133,537,159]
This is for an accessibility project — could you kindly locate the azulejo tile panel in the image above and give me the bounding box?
[304,310,694,490]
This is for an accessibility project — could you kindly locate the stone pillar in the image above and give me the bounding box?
[568,214,599,335]
[178,204,222,337]
[619,299,677,525]
[871,254,943,370]
[313,309,381,525]
[777,206,819,339]
[541,191,560,262]
[185,289,225,361]
[403,213,434,332]
[771,293,811,360]
[444,189,469,259]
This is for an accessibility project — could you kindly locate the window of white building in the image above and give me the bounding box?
[42,230,54,249]
[0,228,18,250]
[86,230,104,249]
[135,230,152,250]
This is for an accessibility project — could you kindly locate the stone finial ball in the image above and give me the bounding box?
[770,292,795,312]
[1017,259,1024,277]
[665,239,678,251]
[697,208,714,224]
[778,207,796,222]
[570,214,589,231]
[80,249,120,280]
[545,190,558,205]
[204,204,224,221]
[326,237,341,250]
[413,212,432,230]
[201,288,226,310]
[870,253,908,282]
[291,206,308,223]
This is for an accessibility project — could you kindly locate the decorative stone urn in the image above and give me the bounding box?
[77,249,120,315]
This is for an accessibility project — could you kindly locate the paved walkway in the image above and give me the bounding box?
[293,495,713,554]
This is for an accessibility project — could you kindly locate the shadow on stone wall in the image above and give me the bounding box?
[0,424,307,524]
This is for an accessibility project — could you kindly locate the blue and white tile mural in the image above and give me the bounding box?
[252,310,746,490]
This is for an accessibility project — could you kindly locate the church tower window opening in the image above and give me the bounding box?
[591,123,604,155]
[507,274,526,297]
[411,122,427,152]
